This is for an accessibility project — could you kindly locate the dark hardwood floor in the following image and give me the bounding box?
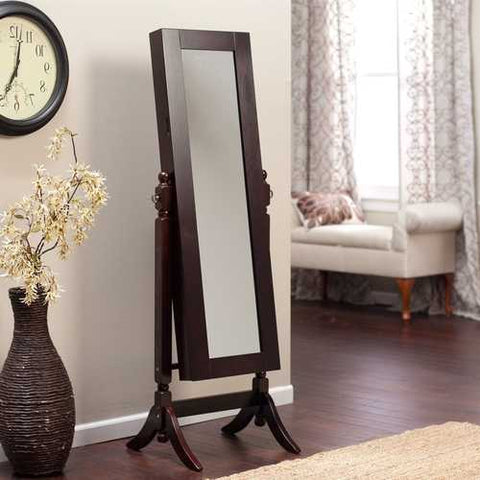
[2,301,480,479]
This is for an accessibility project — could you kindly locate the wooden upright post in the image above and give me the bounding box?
[126,173,202,472]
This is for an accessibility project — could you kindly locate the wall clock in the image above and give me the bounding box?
[0,1,68,136]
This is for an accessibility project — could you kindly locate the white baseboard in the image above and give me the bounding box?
[0,384,294,464]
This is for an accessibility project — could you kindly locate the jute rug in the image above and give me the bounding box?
[213,422,480,479]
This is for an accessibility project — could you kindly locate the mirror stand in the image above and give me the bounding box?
[127,171,300,472]
[126,172,203,472]
[126,386,203,472]
[221,371,300,454]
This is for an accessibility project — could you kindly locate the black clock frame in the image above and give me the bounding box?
[0,1,69,136]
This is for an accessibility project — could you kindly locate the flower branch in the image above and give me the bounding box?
[0,127,108,304]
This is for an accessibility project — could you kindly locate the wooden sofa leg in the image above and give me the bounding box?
[444,273,454,317]
[396,278,415,322]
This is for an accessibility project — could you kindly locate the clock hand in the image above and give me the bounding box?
[4,43,21,95]
[4,39,22,96]
[2,44,17,98]
[9,40,22,86]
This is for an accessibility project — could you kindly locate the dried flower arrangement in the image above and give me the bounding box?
[0,127,108,304]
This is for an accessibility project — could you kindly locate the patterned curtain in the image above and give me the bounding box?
[399,0,480,318]
[292,0,357,196]
[292,0,368,300]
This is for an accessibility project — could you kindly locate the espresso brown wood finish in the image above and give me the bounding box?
[221,372,300,454]
[128,29,296,471]
[150,28,209,380]
[150,29,280,382]
[126,173,202,472]
[3,302,479,479]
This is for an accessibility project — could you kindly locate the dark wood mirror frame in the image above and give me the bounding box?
[127,28,299,472]
[151,28,280,381]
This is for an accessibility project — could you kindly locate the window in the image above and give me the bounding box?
[354,0,399,202]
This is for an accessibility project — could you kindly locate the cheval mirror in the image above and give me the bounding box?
[128,28,300,472]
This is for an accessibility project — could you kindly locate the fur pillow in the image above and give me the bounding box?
[292,191,365,229]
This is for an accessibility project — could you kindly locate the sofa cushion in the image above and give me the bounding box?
[291,224,393,251]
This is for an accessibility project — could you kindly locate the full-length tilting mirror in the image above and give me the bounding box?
[128,29,300,472]
[183,47,261,362]
[163,29,282,381]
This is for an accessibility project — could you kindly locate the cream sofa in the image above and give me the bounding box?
[291,201,463,321]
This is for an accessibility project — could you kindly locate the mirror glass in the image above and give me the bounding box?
[181,49,261,359]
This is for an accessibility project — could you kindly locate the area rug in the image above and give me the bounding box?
[213,422,480,479]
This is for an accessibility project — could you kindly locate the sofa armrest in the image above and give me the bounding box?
[392,201,463,252]
[400,201,463,234]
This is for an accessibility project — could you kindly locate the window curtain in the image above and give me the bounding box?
[399,0,480,318]
[292,0,371,301]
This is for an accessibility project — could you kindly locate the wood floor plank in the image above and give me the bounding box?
[1,300,479,479]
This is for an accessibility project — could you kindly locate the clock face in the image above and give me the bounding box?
[0,15,58,121]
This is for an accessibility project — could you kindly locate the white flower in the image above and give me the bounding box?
[46,127,73,161]
[0,127,108,305]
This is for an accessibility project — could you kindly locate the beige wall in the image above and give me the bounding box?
[0,0,292,425]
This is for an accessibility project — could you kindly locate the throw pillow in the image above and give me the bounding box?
[292,191,365,229]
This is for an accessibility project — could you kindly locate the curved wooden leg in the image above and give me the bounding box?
[254,405,266,427]
[396,278,415,322]
[127,406,161,451]
[263,393,301,454]
[165,406,203,472]
[444,273,454,316]
[221,374,300,455]
[222,406,256,435]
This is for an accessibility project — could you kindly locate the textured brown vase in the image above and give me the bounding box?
[0,288,75,477]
